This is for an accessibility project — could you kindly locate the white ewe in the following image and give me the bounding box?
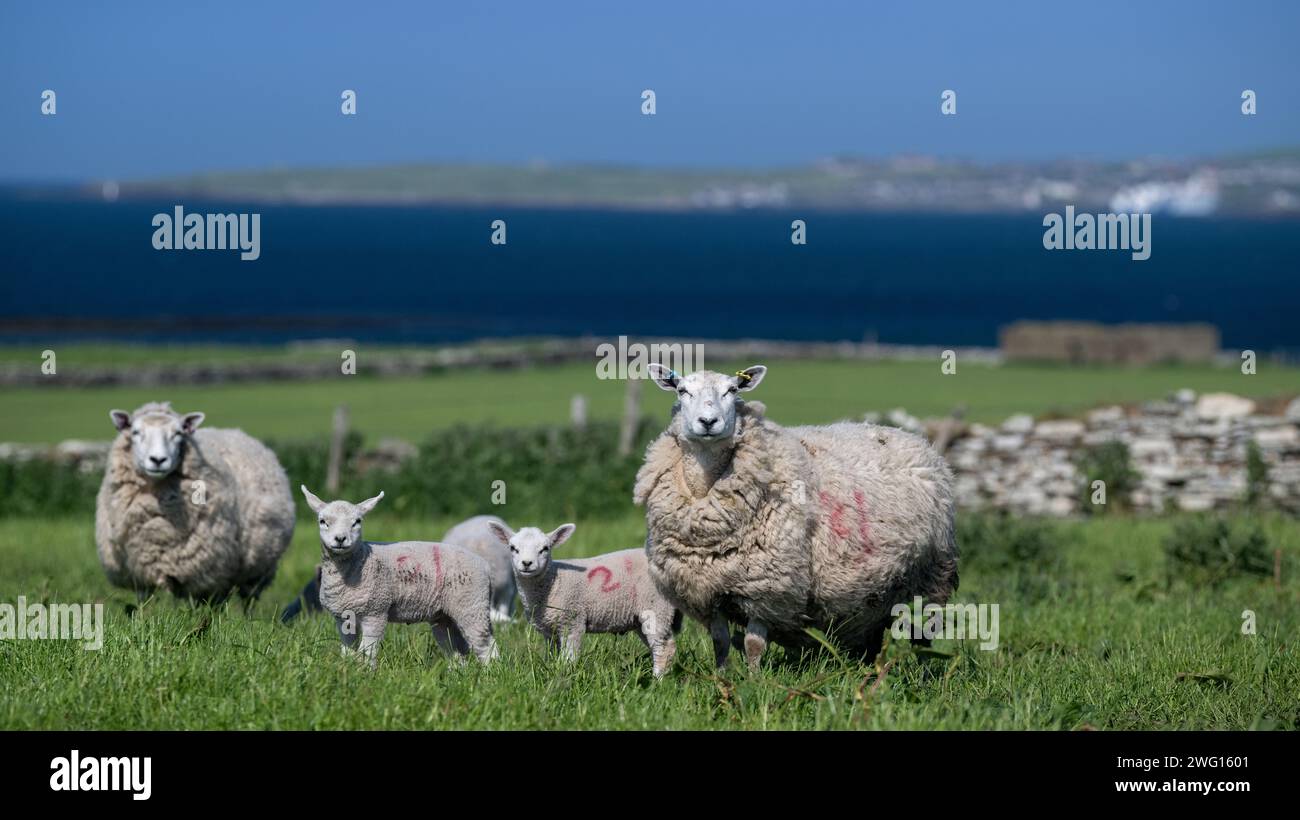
[633,365,959,670]
[95,402,295,603]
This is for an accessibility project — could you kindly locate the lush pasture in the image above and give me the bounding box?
[0,512,1295,730]
[1,355,1296,729]
[1,353,1295,444]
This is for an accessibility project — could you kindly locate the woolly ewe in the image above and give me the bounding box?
[95,402,295,602]
[633,365,959,670]
[302,486,498,666]
[489,522,681,678]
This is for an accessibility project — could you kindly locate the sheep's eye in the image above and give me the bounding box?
[353,519,361,526]
[726,387,737,395]
[677,388,690,397]
[318,519,326,525]
[541,546,549,553]
[509,546,517,554]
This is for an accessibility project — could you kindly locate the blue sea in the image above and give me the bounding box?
[2,195,1298,351]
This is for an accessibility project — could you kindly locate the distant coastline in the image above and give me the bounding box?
[6,149,1300,218]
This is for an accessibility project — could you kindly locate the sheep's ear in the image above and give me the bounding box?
[357,491,385,516]
[300,485,326,513]
[110,410,132,432]
[487,522,514,545]
[733,365,766,392]
[548,523,576,548]
[181,412,205,434]
[646,363,679,392]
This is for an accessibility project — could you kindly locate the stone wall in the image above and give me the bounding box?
[935,392,1300,515]
[6,390,1298,518]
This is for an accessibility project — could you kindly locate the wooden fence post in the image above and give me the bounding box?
[326,404,350,494]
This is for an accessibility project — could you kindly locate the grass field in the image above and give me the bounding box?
[2,355,1296,444]
[1,511,1296,730]
[2,354,1296,729]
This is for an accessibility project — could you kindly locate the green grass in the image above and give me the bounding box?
[1,512,1296,730]
[2,357,1296,444]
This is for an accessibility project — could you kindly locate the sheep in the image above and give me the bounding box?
[95,402,295,603]
[633,365,959,671]
[301,486,498,666]
[488,521,681,678]
[279,514,517,624]
[440,515,516,622]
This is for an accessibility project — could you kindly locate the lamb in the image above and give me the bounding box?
[440,515,516,622]
[633,365,959,671]
[279,513,517,624]
[488,521,681,678]
[301,486,498,666]
[95,402,295,603]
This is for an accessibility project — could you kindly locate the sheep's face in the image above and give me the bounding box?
[301,486,384,558]
[648,365,766,444]
[489,522,575,579]
[110,404,204,480]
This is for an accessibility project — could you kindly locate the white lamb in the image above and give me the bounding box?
[488,522,681,679]
[280,514,518,624]
[301,486,498,666]
[440,515,516,622]
[95,402,295,603]
[633,365,959,671]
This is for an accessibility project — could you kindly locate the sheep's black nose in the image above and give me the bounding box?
[698,417,718,429]
[149,456,165,466]
[520,560,533,569]
[333,535,346,544]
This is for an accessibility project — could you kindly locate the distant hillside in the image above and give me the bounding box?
[88,150,1300,217]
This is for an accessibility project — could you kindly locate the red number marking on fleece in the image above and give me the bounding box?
[431,544,444,587]
[820,491,851,540]
[586,565,621,593]
[852,489,873,555]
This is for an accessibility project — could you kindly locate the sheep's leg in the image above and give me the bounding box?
[336,617,359,658]
[710,613,731,670]
[561,624,584,662]
[489,591,513,623]
[239,572,274,609]
[447,609,498,664]
[639,610,676,679]
[431,622,467,663]
[280,567,322,624]
[650,635,677,679]
[356,615,387,669]
[743,620,768,673]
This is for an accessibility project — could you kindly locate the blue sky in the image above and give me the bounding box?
[2,0,1297,181]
